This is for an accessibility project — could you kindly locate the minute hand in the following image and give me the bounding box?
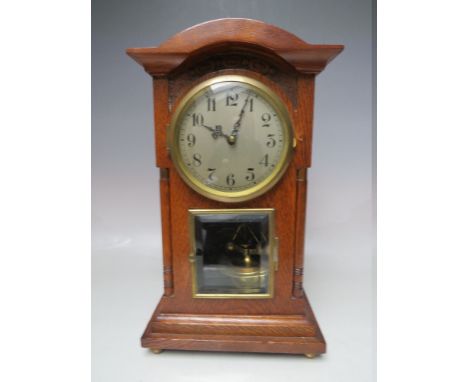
[228,94,250,144]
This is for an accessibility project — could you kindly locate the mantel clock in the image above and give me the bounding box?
[127,18,343,357]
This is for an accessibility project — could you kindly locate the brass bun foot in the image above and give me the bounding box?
[305,353,317,359]
[150,349,163,354]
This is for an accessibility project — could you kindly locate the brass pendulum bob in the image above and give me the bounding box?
[223,226,266,290]
[242,245,252,267]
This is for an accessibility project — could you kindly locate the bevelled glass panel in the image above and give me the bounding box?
[189,209,275,297]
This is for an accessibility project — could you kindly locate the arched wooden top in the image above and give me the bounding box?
[127,19,344,76]
[158,18,309,50]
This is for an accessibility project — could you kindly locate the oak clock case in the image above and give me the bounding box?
[127,18,343,357]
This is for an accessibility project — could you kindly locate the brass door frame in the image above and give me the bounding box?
[188,208,277,299]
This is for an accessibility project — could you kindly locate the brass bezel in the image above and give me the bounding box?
[188,208,276,299]
[169,75,294,203]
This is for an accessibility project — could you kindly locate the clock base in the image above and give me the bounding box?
[141,293,325,356]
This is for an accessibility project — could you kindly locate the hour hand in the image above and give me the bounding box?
[202,124,228,140]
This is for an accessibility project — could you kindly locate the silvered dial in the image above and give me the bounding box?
[171,76,293,202]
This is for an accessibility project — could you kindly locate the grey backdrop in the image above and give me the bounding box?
[92,1,375,381]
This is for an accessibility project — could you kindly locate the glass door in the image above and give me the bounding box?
[189,209,276,298]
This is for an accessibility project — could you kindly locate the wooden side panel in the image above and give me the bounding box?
[295,75,315,168]
[153,79,171,168]
[293,168,307,298]
[159,168,173,296]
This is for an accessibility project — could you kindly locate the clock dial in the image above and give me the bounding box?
[170,75,293,202]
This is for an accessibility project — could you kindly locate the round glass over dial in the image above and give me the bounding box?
[170,75,294,202]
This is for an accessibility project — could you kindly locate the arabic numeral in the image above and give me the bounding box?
[207,168,216,181]
[245,168,255,181]
[259,154,269,167]
[249,98,254,112]
[187,133,196,147]
[261,113,271,127]
[192,153,202,167]
[192,113,204,126]
[226,93,239,106]
[207,98,216,111]
[266,134,276,148]
[226,173,235,186]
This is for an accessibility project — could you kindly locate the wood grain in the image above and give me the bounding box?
[127,18,343,356]
[159,168,173,296]
[141,293,326,355]
[127,18,343,76]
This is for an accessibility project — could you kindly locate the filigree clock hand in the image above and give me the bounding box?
[228,94,251,145]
